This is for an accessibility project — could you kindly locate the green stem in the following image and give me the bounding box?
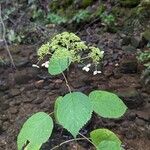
[80,56,91,60]
[48,112,54,116]
[79,132,96,147]
[62,72,72,93]
[50,138,86,150]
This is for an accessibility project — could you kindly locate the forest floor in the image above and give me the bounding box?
[0,25,150,150]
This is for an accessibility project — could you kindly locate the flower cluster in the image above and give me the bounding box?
[82,63,102,75]
[89,47,104,64]
[37,32,104,74]
[37,43,51,60]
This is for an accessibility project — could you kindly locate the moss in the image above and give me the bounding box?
[112,6,131,17]
[140,0,150,7]
[91,4,106,18]
[142,29,150,41]
[49,0,73,11]
[81,0,93,8]
[119,0,140,7]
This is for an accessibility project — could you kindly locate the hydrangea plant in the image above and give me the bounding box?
[17,32,127,150]
[38,32,104,69]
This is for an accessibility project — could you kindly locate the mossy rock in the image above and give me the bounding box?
[140,0,150,7]
[81,0,93,8]
[50,0,73,11]
[142,29,150,41]
[119,0,141,7]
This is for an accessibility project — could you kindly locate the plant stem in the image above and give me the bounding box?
[62,72,72,93]
[48,112,54,116]
[79,132,96,147]
[80,56,91,60]
[0,4,16,69]
[50,138,85,150]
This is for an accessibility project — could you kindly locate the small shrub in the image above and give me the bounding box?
[17,32,127,150]
[72,10,91,23]
[46,13,67,25]
[137,50,150,69]
[100,13,116,27]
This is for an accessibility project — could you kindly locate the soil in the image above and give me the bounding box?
[0,27,150,150]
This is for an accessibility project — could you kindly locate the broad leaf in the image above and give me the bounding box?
[97,141,122,150]
[54,96,63,123]
[89,90,127,118]
[90,129,121,146]
[56,92,93,137]
[48,49,71,75]
[17,112,53,150]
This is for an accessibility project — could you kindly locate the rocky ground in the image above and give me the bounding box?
[0,26,150,150]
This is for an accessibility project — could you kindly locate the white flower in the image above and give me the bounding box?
[93,70,102,75]
[86,63,91,68]
[101,51,104,55]
[82,63,91,72]
[82,66,90,72]
[115,63,119,67]
[41,61,49,68]
[32,64,40,68]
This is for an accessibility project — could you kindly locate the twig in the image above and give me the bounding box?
[48,112,54,116]
[50,138,85,150]
[0,4,16,69]
[78,132,96,147]
[62,72,72,93]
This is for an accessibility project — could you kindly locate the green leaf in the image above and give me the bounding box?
[56,92,93,137]
[48,49,71,75]
[17,112,53,150]
[89,90,127,118]
[97,141,122,150]
[54,96,63,123]
[90,129,121,146]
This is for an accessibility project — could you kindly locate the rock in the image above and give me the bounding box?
[2,121,9,131]
[15,57,29,68]
[122,45,136,51]
[113,69,123,79]
[104,68,114,77]
[131,36,141,48]
[9,107,18,114]
[125,130,137,139]
[9,45,21,54]
[119,0,140,7]
[135,118,145,126]
[119,59,138,74]
[0,103,9,111]
[140,0,150,8]
[9,89,21,98]
[117,88,143,109]
[142,29,150,42]
[136,109,150,121]
[122,121,130,128]
[141,68,150,93]
[34,80,44,89]
[0,80,9,91]
[0,114,8,121]
[13,68,39,85]
[126,111,137,121]
[33,98,43,104]
[120,36,131,46]
[22,96,34,103]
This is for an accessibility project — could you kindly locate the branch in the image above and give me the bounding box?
[0,4,16,69]
[62,72,72,93]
